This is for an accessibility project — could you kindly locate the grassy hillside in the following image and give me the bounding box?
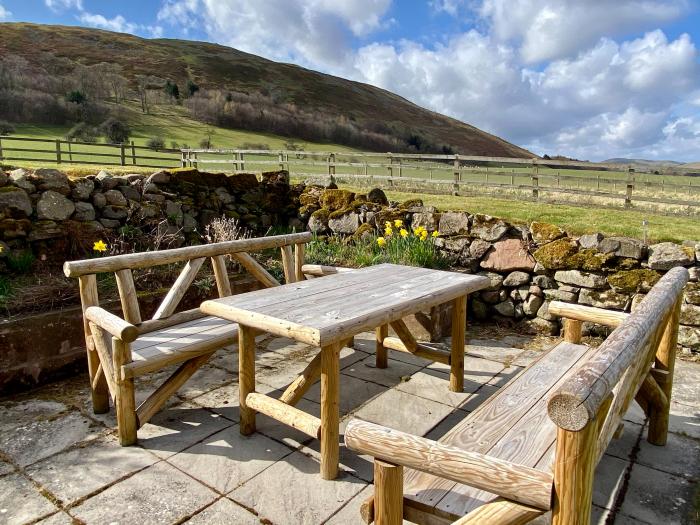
[0,22,532,158]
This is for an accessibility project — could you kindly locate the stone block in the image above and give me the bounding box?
[438,211,469,235]
[598,236,645,259]
[648,242,694,270]
[0,186,33,217]
[579,288,629,310]
[32,168,70,195]
[530,221,565,244]
[0,473,58,524]
[554,269,607,289]
[71,178,94,200]
[471,213,507,241]
[480,238,536,272]
[503,271,530,287]
[579,232,603,249]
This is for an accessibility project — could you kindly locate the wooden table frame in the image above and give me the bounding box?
[201,265,489,479]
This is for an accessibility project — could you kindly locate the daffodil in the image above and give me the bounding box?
[0,245,4,254]
[394,219,403,228]
[385,221,392,229]
[413,226,425,235]
[432,231,440,238]
[376,236,386,247]
[384,227,393,236]
[93,240,108,252]
[399,228,408,238]
[420,230,428,241]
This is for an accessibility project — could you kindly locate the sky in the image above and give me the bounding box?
[1,1,700,162]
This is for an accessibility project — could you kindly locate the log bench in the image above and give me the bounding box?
[65,232,313,445]
[345,266,689,525]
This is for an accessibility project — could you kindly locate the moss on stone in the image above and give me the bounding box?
[320,189,355,211]
[616,257,640,270]
[530,221,565,244]
[607,269,661,293]
[165,167,199,175]
[682,246,695,259]
[298,204,319,216]
[354,194,368,202]
[533,238,578,270]
[328,207,355,220]
[375,208,406,226]
[299,193,320,207]
[0,186,24,193]
[400,198,424,209]
[310,208,331,223]
[351,223,375,242]
[566,248,614,271]
[224,210,240,219]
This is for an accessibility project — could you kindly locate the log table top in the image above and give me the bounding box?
[200,263,490,347]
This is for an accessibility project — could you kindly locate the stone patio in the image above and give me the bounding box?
[1,327,698,525]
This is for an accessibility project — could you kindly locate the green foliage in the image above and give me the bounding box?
[66,90,86,104]
[239,142,270,150]
[146,136,166,150]
[0,120,15,135]
[64,122,98,143]
[164,80,180,100]
[6,250,35,273]
[186,79,199,97]
[0,275,13,307]
[100,117,130,143]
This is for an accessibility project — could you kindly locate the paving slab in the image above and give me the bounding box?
[0,473,58,525]
[0,408,103,467]
[619,463,696,524]
[427,354,505,389]
[605,421,644,461]
[35,511,77,524]
[351,389,455,436]
[423,407,470,440]
[671,360,700,408]
[668,401,700,439]
[70,462,217,525]
[342,355,423,388]
[184,497,260,524]
[463,339,524,363]
[459,384,500,412]
[0,460,15,476]
[206,345,238,373]
[636,430,700,480]
[229,450,365,525]
[175,364,234,401]
[395,369,475,407]
[592,454,629,510]
[137,404,232,459]
[304,373,387,416]
[167,425,292,494]
[25,436,158,505]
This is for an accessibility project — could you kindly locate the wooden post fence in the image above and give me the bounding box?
[452,154,460,195]
[625,168,634,208]
[131,141,136,165]
[120,144,126,166]
[55,139,62,164]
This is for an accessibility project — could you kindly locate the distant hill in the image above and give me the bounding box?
[0,22,532,157]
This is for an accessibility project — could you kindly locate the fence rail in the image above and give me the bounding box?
[180,148,700,212]
[0,136,181,169]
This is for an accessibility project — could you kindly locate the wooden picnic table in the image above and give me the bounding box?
[200,263,490,479]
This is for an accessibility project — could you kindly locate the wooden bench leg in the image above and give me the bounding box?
[648,297,681,446]
[321,342,341,480]
[79,275,110,414]
[450,295,467,392]
[376,325,388,369]
[374,460,403,525]
[113,338,137,446]
[552,422,597,525]
[239,325,257,436]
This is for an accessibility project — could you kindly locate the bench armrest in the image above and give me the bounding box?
[548,301,628,328]
[85,306,139,343]
[344,419,553,511]
[301,264,356,278]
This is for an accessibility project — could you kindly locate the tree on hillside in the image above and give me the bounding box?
[67,90,86,104]
[135,75,165,114]
[101,63,128,104]
[164,80,180,101]
[100,117,130,143]
[186,79,199,97]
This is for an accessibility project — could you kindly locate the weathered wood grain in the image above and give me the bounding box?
[115,269,142,325]
[374,460,403,525]
[321,342,341,480]
[246,392,321,438]
[210,255,232,297]
[79,274,109,413]
[232,252,281,288]
[239,325,257,435]
[152,257,205,320]
[113,338,137,446]
[278,352,322,406]
[64,232,312,276]
[547,267,688,432]
[85,306,139,343]
[281,244,296,283]
[345,420,554,510]
[549,301,629,328]
[450,295,467,392]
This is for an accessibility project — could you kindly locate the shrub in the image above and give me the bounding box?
[0,120,15,135]
[186,80,199,97]
[65,122,98,143]
[239,142,270,150]
[170,141,180,150]
[146,136,165,151]
[66,90,86,104]
[6,250,35,273]
[199,137,214,149]
[100,117,130,143]
[164,80,180,100]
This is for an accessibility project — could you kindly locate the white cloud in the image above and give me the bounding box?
[479,0,688,63]
[45,0,83,12]
[155,0,700,161]
[78,12,138,34]
[0,2,11,20]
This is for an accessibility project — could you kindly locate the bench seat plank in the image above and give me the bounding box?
[123,316,238,377]
[404,341,595,521]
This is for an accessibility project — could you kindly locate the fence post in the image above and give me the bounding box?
[67,141,73,162]
[532,160,539,199]
[279,152,284,170]
[120,143,126,166]
[452,154,459,195]
[329,153,336,177]
[398,156,402,178]
[240,152,245,171]
[55,139,62,164]
[597,175,600,190]
[625,167,634,208]
[387,153,393,178]
[131,141,136,165]
[181,151,187,168]
[0,136,3,161]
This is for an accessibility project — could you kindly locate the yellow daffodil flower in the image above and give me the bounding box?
[399,228,408,238]
[432,231,440,238]
[93,240,108,252]
[377,237,386,247]
[384,227,393,236]
[420,230,428,240]
[394,219,403,228]
[385,221,392,228]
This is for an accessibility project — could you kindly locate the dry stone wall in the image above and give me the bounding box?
[0,167,300,267]
[296,186,700,354]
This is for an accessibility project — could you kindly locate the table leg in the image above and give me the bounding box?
[376,324,388,369]
[321,342,341,479]
[450,295,467,392]
[239,324,256,435]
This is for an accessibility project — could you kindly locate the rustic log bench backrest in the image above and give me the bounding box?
[63,231,312,446]
[547,266,688,524]
[344,266,688,525]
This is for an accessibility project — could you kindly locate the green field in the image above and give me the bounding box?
[348,187,700,244]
